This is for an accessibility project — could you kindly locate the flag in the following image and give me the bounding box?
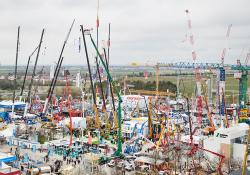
[88,132,92,144]
[99,66,103,74]
[107,40,110,47]
[96,16,99,28]
[78,37,81,53]
[64,70,70,76]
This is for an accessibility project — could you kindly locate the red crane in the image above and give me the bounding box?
[63,70,73,146]
[185,10,203,127]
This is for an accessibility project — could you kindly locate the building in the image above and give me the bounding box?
[203,123,249,161]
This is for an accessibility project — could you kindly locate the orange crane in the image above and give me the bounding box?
[242,127,250,175]
[203,85,215,134]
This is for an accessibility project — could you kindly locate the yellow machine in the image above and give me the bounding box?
[156,123,166,150]
[242,127,250,175]
[129,89,175,97]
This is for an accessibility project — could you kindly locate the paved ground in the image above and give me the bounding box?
[0,144,136,175]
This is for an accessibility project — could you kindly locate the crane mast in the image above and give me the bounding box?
[89,33,123,156]
[217,24,232,117]
[185,10,203,126]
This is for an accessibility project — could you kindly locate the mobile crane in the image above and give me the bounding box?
[85,28,123,156]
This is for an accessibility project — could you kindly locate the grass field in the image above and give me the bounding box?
[126,73,250,104]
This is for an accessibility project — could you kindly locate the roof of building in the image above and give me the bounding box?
[0,101,26,109]
[214,123,249,140]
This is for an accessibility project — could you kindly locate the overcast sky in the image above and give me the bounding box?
[0,0,249,66]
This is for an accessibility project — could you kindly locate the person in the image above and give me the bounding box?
[10,147,12,153]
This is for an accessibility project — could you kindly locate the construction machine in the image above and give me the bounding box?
[202,85,215,135]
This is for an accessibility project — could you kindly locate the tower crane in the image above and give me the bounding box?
[217,24,232,117]
[185,10,203,126]
[232,50,250,122]
[235,52,249,107]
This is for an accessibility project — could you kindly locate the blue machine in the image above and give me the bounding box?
[219,68,225,116]
[124,137,139,154]
[0,112,10,123]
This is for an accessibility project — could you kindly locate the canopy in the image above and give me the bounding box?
[0,152,16,163]
[0,101,26,109]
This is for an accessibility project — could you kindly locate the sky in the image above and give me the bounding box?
[0,0,249,66]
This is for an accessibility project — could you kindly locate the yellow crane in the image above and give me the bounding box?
[148,96,153,139]
[129,89,175,97]
[202,85,215,135]
[242,127,250,175]
[156,122,166,150]
[130,62,161,97]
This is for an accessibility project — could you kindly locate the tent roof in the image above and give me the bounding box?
[0,101,26,109]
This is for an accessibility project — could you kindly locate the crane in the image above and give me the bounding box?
[202,84,215,134]
[242,126,250,175]
[148,96,153,139]
[217,24,232,117]
[63,70,73,146]
[130,62,160,97]
[232,51,250,122]
[43,20,75,115]
[88,30,123,156]
[129,89,175,97]
[102,44,118,130]
[156,122,166,150]
[197,146,225,175]
[156,65,159,96]
[185,96,225,174]
[185,10,203,126]
[81,27,100,129]
[233,51,250,107]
